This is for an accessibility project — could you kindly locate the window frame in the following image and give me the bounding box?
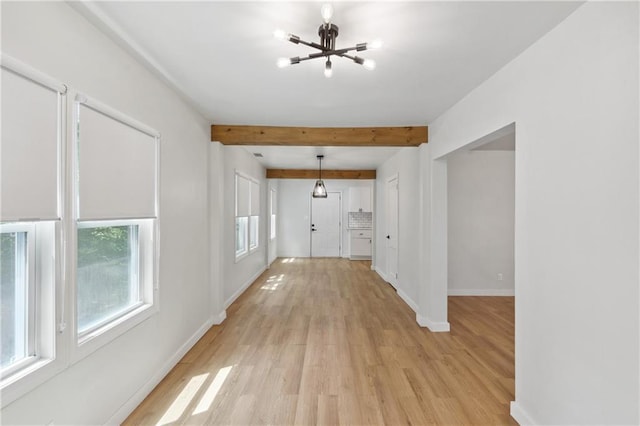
[235,171,260,262]
[235,216,249,259]
[249,215,259,251]
[0,221,60,407]
[0,55,66,408]
[75,220,148,341]
[0,223,37,377]
[70,93,160,364]
[270,188,277,241]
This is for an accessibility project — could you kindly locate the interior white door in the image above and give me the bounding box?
[386,177,399,288]
[311,192,341,257]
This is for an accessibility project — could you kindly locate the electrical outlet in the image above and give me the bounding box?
[497,273,503,281]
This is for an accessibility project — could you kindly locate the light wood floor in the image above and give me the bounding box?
[124,258,516,425]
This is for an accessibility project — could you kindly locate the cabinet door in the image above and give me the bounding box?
[349,187,372,212]
[360,188,371,212]
[351,237,371,256]
[348,187,361,211]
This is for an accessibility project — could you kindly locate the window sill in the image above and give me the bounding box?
[72,300,158,364]
[1,356,64,409]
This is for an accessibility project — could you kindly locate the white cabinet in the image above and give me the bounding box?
[348,187,372,212]
[350,229,372,259]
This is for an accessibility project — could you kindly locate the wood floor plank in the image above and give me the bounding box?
[123,258,515,425]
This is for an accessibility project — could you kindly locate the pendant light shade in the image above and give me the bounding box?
[312,155,328,198]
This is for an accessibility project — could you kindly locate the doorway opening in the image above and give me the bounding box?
[435,121,516,415]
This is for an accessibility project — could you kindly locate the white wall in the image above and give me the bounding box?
[222,146,268,307]
[376,148,420,311]
[425,2,639,424]
[1,2,214,424]
[447,150,515,295]
[277,179,374,258]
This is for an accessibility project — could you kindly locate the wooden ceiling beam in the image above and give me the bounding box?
[211,125,427,146]
[266,169,376,179]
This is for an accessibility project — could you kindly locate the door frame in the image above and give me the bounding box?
[309,190,343,257]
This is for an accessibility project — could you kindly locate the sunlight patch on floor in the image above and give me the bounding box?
[192,366,233,415]
[281,258,296,263]
[156,373,209,425]
[261,274,285,291]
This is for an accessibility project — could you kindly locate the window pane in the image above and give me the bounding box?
[77,225,139,333]
[250,216,259,249]
[1,232,28,369]
[236,217,248,256]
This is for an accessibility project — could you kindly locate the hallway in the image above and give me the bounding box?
[125,258,515,425]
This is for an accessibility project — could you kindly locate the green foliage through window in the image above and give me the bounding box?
[77,225,139,332]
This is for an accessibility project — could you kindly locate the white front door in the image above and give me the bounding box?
[311,192,341,257]
[386,177,399,288]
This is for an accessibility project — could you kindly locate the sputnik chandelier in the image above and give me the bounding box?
[274,3,382,78]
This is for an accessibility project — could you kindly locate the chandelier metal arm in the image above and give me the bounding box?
[291,45,367,64]
[336,53,364,65]
[288,35,325,51]
[287,35,369,56]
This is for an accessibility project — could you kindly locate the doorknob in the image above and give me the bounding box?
[386,235,390,239]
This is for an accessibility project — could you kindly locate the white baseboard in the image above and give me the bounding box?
[212,310,227,325]
[448,288,515,296]
[350,256,372,260]
[370,264,375,271]
[416,314,450,332]
[106,318,214,425]
[397,288,418,313]
[374,267,389,283]
[224,266,266,309]
[510,401,535,425]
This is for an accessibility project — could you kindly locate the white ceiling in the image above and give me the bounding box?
[75,1,581,169]
[240,145,403,169]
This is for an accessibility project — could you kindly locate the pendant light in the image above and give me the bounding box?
[312,155,328,198]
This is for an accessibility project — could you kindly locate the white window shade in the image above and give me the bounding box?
[76,101,158,220]
[250,181,260,216]
[236,174,250,217]
[1,67,62,221]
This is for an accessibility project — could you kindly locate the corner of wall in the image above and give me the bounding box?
[416,314,450,332]
[510,401,536,425]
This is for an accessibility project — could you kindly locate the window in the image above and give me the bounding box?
[235,172,260,261]
[77,222,145,336]
[1,56,63,405]
[235,217,248,257]
[249,216,259,249]
[270,188,277,240]
[1,225,33,376]
[74,95,158,350]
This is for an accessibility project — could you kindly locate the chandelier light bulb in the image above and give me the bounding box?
[320,4,334,23]
[368,39,383,50]
[276,57,292,68]
[273,29,287,40]
[324,59,333,78]
[363,59,376,70]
